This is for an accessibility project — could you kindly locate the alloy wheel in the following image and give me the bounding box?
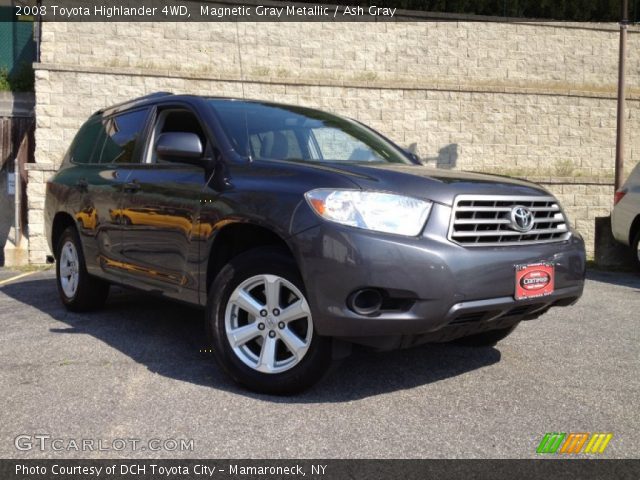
[224,274,313,374]
[59,240,80,298]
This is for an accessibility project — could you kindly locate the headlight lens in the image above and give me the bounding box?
[305,189,432,236]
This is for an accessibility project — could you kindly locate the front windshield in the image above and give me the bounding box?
[209,100,411,165]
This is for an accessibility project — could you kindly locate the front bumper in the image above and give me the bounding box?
[293,203,586,339]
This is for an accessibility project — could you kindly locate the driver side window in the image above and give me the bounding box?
[146,109,208,164]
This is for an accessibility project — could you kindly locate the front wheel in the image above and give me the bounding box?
[207,247,331,395]
[452,323,519,347]
[55,226,110,312]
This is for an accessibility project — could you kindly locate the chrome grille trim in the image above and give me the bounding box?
[448,195,571,247]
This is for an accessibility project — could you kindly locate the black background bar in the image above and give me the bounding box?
[2,459,640,480]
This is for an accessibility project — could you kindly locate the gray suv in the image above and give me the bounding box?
[45,93,586,394]
[612,162,640,270]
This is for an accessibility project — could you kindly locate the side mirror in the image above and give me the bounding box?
[156,132,203,162]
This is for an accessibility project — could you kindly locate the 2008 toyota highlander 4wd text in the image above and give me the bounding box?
[45,93,586,394]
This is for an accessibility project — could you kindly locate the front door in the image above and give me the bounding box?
[116,107,211,303]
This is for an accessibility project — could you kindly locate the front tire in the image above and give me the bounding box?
[452,323,519,347]
[55,226,110,312]
[207,247,331,395]
[632,229,640,271]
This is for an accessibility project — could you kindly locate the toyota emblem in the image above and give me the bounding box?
[510,206,534,232]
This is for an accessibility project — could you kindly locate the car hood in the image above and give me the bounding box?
[313,162,551,206]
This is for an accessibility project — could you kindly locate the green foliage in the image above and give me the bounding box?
[0,63,34,92]
[0,68,10,92]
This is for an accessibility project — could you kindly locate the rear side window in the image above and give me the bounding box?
[98,109,149,164]
[70,120,103,164]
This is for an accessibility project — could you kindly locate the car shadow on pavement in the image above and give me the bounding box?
[1,276,501,402]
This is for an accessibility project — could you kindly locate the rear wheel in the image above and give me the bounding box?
[207,247,331,395]
[55,227,109,312]
[452,323,519,347]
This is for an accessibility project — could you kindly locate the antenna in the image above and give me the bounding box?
[234,21,252,161]
[235,21,247,100]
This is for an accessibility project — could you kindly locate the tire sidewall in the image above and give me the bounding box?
[55,226,108,311]
[207,248,330,394]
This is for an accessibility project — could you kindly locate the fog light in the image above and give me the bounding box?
[348,289,383,316]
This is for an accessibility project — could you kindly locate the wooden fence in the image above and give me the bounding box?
[0,116,34,247]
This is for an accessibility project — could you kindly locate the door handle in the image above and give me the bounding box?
[75,178,88,191]
[123,181,141,193]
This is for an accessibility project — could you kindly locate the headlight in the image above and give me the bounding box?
[305,189,432,236]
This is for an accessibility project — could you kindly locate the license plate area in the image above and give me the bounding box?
[515,263,554,300]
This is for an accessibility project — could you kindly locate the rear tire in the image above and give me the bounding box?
[55,226,109,312]
[207,247,331,395]
[452,323,519,347]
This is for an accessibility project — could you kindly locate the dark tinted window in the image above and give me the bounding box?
[152,110,207,164]
[70,120,103,164]
[98,109,149,164]
[209,100,410,165]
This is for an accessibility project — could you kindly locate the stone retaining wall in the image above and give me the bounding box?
[28,18,640,262]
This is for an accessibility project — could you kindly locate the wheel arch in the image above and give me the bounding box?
[51,211,77,258]
[629,214,640,246]
[205,222,299,293]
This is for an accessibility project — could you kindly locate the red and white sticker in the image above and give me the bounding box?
[515,263,554,300]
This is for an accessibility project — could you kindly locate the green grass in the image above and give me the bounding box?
[0,63,35,92]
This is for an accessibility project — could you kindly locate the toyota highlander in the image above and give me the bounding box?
[45,93,586,394]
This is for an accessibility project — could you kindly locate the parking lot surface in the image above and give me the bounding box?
[0,268,638,458]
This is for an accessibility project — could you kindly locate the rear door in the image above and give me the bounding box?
[66,111,150,280]
[81,108,152,280]
[115,105,212,303]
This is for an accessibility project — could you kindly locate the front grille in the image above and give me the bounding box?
[448,195,571,246]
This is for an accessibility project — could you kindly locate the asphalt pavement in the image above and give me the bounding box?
[0,268,638,458]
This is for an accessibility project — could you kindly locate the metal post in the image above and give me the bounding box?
[615,0,629,191]
[35,0,42,62]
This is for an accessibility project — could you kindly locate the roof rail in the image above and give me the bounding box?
[93,92,174,115]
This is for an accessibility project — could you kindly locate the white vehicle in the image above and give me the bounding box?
[612,162,640,270]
